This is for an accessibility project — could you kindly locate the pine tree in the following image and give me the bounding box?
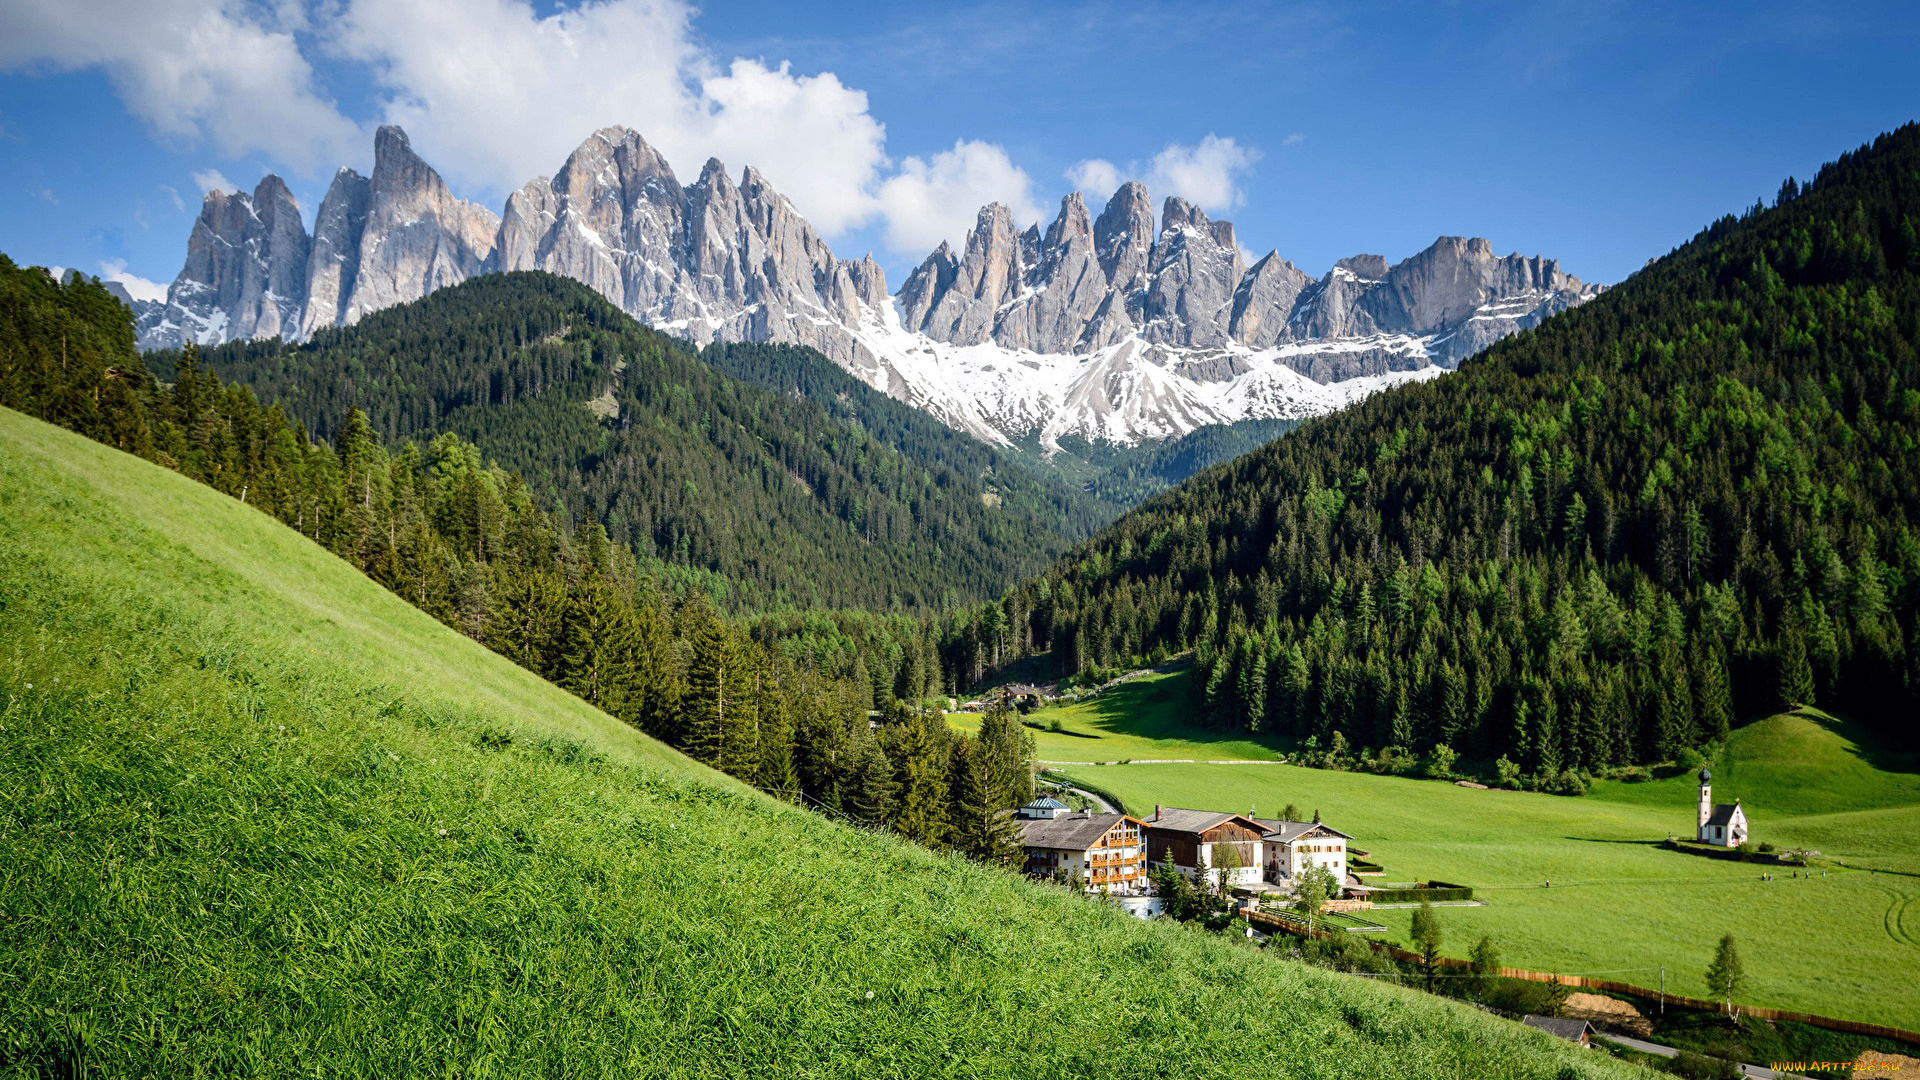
[1694,646,1734,741]
[1776,622,1816,710]
[557,577,639,718]
[1468,934,1501,1001]
[681,600,738,767]
[755,677,800,799]
[974,700,1033,807]
[949,741,1023,867]
[842,735,893,825]
[1237,642,1268,731]
[888,713,950,847]
[1411,899,1444,992]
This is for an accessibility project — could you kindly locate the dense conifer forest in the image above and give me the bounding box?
[946,126,1920,784]
[0,256,1033,857]
[156,272,1103,611]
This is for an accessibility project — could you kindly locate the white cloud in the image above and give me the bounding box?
[696,60,886,235]
[1282,132,1306,147]
[191,168,238,195]
[330,0,888,233]
[1146,135,1261,211]
[874,140,1042,254]
[2,0,1059,256]
[98,258,169,302]
[1066,134,1262,214]
[0,0,361,173]
[1065,158,1123,200]
[160,184,186,212]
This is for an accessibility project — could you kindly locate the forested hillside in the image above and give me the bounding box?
[953,125,1920,780]
[160,272,1100,610]
[0,256,1034,858]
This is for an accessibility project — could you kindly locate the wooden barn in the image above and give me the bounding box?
[1141,806,1270,888]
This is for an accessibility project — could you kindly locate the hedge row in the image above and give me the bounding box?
[1363,887,1475,903]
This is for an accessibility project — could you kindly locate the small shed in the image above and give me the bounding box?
[1521,1015,1593,1047]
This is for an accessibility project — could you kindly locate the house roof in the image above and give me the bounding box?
[1522,1015,1593,1041]
[1143,807,1244,834]
[1704,803,1744,827]
[1252,818,1355,843]
[1023,797,1068,811]
[1015,812,1140,851]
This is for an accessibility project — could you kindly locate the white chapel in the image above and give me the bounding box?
[1696,766,1748,847]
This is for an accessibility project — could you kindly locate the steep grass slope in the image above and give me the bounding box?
[0,406,1633,1077]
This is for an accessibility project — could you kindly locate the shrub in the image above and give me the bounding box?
[1494,756,1522,789]
[1544,770,1588,797]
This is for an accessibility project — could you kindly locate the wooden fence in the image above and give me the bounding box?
[1246,910,1920,1048]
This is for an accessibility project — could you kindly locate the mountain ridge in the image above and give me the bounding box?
[134,125,1597,447]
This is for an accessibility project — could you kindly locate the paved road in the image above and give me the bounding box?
[1596,1033,1807,1079]
[1053,783,1117,813]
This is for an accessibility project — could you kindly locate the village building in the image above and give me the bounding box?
[1140,806,1271,888]
[1696,766,1748,847]
[1252,818,1354,884]
[1521,1015,1594,1047]
[1010,799,1147,894]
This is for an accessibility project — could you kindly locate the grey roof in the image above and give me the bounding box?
[1143,807,1241,834]
[1521,1015,1592,1041]
[1015,812,1137,851]
[1023,797,1068,811]
[1252,818,1355,843]
[1704,802,1743,828]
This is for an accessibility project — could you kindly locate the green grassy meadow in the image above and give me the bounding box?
[0,405,1642,1077]
[950,669,1290,763]
[1055,711,1920,1030]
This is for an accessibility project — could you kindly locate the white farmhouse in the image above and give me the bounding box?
[1254,818,1354,884]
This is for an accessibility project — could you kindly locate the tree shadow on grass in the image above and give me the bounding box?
[1799,707,1920,778]
[1070,667,1297,754]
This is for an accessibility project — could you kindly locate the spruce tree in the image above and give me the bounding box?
[1468,935,1501,1001]
[1776,622,1816,710]
[843,735,893,825]
[1694,646,1734,741]
[557,577,639,718]
[887,713,950,847]
[1411,900,1444,992]
[681,601,737,767]
[949,741,1023,867]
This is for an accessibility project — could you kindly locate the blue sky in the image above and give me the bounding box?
[3,0,1917,301]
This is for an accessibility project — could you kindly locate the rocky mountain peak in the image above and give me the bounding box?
[342,125,499,325]
[1334,254,1389,279]
[298,167,371,337]
[1093,181,1155,293]
[1045,191,1095,249]
[138,123,1600,449]
[1160,196,1202,234]
[137,173,311,348]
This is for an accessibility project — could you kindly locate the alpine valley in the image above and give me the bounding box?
[132,125,1599,449]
